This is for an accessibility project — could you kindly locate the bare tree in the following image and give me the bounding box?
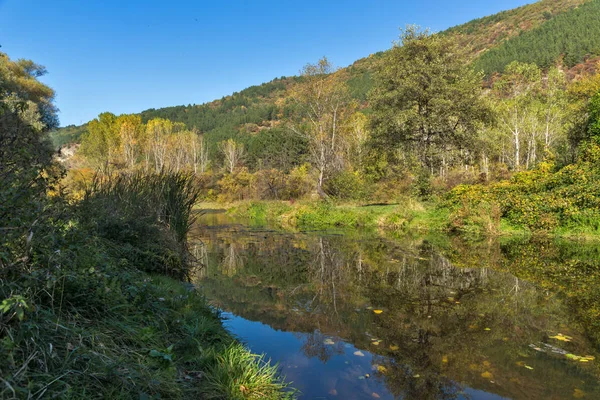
[219,138,245,174]
[191,128,210,174]
[289,57,355,198]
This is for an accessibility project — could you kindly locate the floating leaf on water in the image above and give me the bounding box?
[323,339,335,345]
[549,333,572,342]
[373,310,383,314]
[344,344,352,348]
[358,376,365,380]
[365,373,370,378]
[328,389,338,396]
[344,361,350,365]
[372,393,381,399]
[354,351,365,357]
[389,345,400,351]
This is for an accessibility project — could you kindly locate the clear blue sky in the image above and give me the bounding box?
[0,0,532,126]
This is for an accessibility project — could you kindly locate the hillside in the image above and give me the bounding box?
[51,0,600,156]
[444,0,589,56]
[473,0,600,75]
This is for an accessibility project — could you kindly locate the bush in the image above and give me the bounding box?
[79,171,200,277]
[325,170,371,201]
[446,144,600,235]
[217,167,256,202]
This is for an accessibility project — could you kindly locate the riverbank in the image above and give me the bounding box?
[1,173,292,399]
[218,199,600,241]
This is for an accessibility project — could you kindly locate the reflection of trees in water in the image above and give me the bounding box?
[296,331,344,363]
[190,242,208,279]
[192,230,600,400]
[220,241,244,276]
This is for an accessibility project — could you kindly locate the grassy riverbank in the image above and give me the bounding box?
[1,173,292,399]
[225,198,598,241]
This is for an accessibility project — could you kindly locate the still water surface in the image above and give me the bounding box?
[191,211,600,399]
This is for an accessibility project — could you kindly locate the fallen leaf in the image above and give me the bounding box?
[372,393,381,399]
[481,371,493,379]
[549,333,572,342]
[373,310,383,314]
[371,341,381,346]
[573,388,586,398]
[323,339,335,345]
[377,365,387,373]
[525,365,534,370]
[442,356,448,363]
[354,351,365,357]
[389,345,400,351]
[484,328,491,331]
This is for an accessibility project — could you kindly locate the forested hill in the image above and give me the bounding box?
[51,0,599,148]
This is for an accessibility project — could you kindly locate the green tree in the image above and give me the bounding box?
[369,26,490,174]
[0,52,58,266]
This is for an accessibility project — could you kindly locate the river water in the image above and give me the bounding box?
[190,211,600,399]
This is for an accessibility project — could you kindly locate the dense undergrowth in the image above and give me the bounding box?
[1,172,292,399]
[446,139,600,239]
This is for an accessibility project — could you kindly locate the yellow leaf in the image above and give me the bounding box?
[573,388,586,398]
[481,371,493,379]
[525,365,534,370]
[373,310,383,314]
[377,365,387,373]
[549,333,572,342]
[442,356,448,363]
[389,345,400,351]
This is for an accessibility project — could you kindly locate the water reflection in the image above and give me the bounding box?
[190,217,600,399]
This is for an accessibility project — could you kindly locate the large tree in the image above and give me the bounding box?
[369,26,490,174]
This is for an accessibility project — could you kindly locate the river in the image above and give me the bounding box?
[189,211,600,399]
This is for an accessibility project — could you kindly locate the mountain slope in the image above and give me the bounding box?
[444,0,589,56]
[473,0,600,74]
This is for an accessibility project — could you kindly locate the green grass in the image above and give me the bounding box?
[228,199,447,233]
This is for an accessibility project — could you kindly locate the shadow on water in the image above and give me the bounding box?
[189,212,600,399]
